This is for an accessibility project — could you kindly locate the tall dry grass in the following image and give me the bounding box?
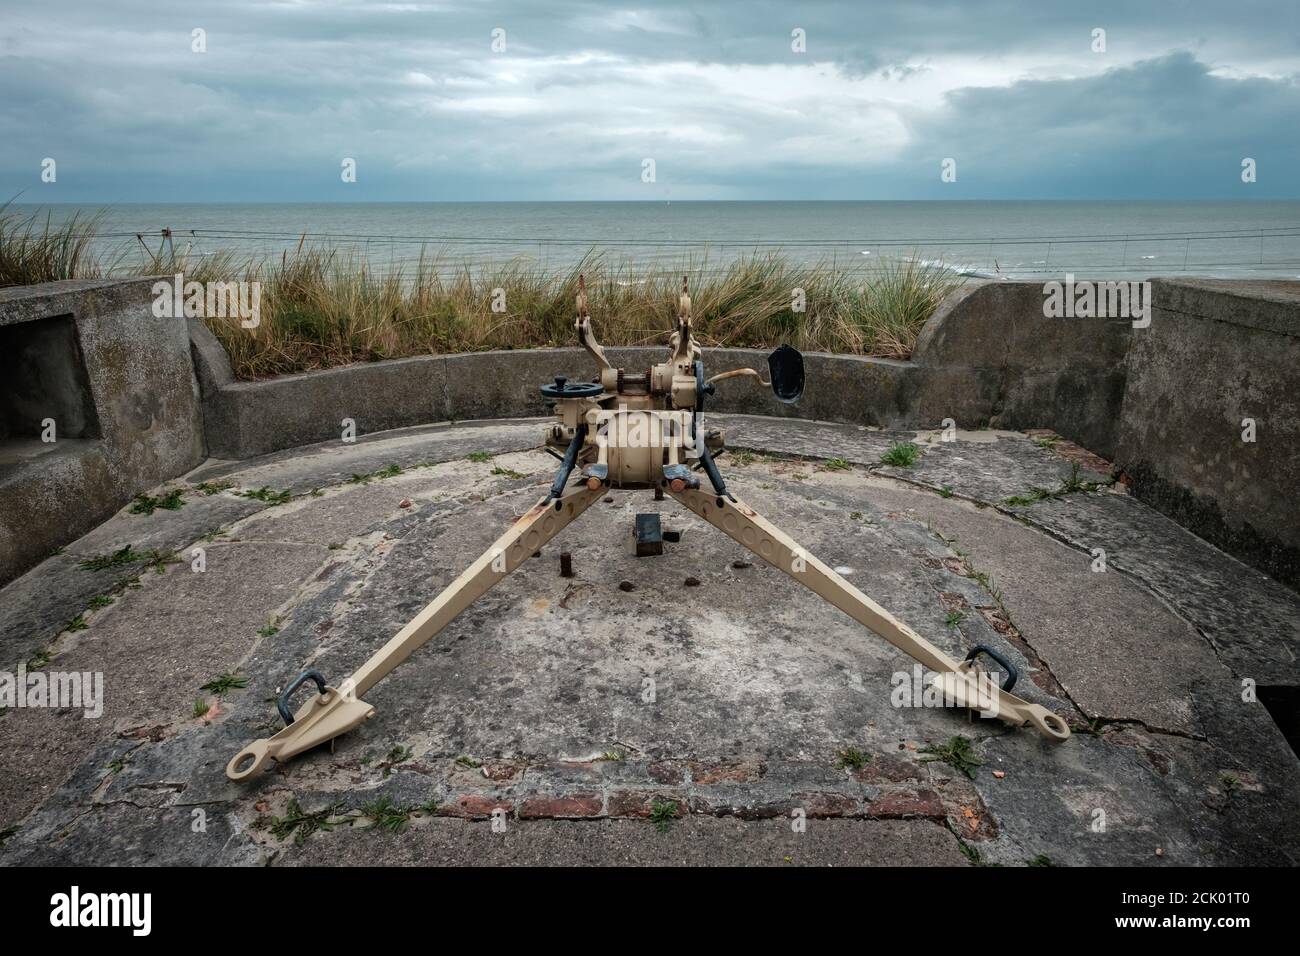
[0,207,959,379]
[0,203,103,287]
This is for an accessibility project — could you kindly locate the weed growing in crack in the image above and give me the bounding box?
[79,545,145,571]
[237,487,293,505]
[129,488,185,515]
[1004,463,1112,507]
[257,799,340,845]
[650,799,678,833]
[919,735,984,779]
[201,672,249,695]
[195,480,235,495]
[143,549,180,574]
[348,464,403,484]
[361,795,413,834]
[880,442,920,467]
[835,747,871,770]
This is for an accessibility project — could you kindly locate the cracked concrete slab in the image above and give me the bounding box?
[1010,493,1300,684]
[849,481,1225,735]
[1,415,1296,867]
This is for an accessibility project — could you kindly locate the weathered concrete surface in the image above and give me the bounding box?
[275,816,967,867]
[0,279,204,587]
[1,416,1297,866]
[913,281,1132,458]
[1115,278,1300,591]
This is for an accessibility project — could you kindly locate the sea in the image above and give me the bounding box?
[14,200,1300,281]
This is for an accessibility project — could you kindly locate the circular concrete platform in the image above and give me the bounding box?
[1,415,1297,866]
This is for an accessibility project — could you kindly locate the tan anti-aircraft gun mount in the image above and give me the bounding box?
[227,277,1070,780]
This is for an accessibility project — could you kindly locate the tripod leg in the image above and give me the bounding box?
[668,486,1070,742]
[227,484,606,779]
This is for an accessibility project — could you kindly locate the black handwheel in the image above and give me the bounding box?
[541,375,603,399]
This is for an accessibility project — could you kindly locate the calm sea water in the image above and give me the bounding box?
[18,201,1300,280]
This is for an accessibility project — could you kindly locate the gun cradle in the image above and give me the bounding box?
[227,277,1068,781]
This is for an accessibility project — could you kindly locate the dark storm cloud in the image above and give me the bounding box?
[0,0,1296,200]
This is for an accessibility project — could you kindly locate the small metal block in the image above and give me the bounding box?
[634,513,664,557]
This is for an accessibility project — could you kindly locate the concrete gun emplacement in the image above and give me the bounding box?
[227,277,1069,781]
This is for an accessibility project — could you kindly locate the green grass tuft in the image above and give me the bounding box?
[200,672,249,695]
[880,442,920,467]
[361,795,413,834]
[835,747,871,770]
[129,488,185,515]
[79,545,144,572]
[237,487,293,505]
[649,799,678,833]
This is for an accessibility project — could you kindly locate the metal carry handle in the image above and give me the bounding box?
[964,644,1018,693]
[276,669,327,726]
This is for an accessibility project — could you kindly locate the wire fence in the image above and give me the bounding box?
[97,223,1300,280]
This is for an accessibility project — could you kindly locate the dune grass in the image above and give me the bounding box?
[0,203,103,287]
[0,206,960,379]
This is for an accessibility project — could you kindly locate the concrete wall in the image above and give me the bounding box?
[1115,279,1300,589]
[0,279,205,585]
[5,275,1298,593]
[913,282,1132,458]
[190,280,1129,460]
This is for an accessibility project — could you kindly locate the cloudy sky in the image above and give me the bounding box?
[2,0,1298,201]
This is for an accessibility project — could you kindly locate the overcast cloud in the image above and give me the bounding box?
[2,0,1297,200]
